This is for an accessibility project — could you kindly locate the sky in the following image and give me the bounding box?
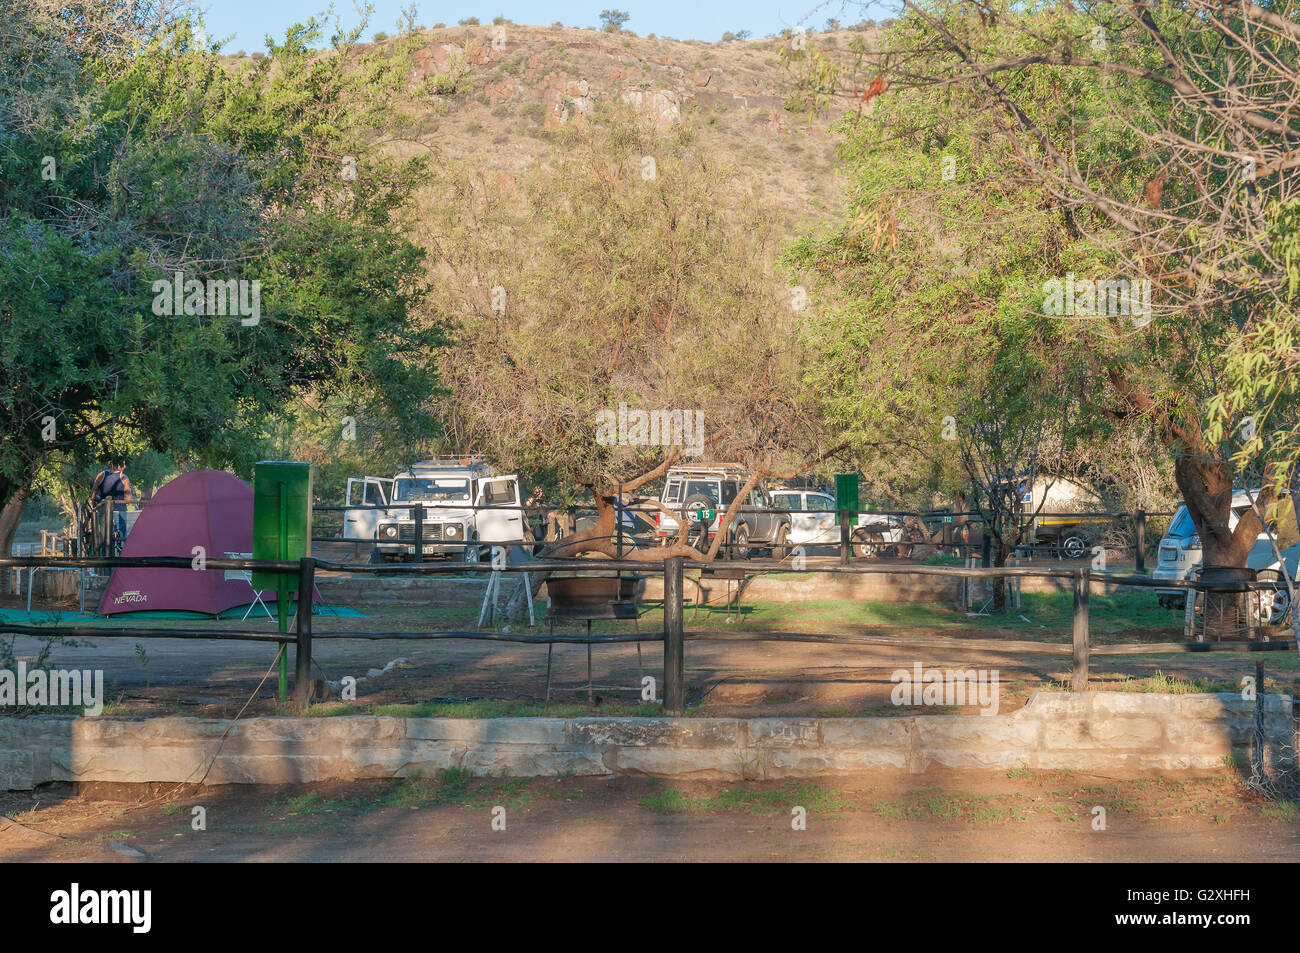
[196,0,897,53]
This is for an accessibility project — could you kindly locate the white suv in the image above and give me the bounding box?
[1153,489,1297,619]
[655,465,791,558]
[768,487,905,556]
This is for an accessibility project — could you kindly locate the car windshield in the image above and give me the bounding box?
[1167,506,1195,538]
[394,478,471,503]
[684,480,720,504]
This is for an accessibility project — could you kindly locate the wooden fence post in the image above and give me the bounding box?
[292,557,315,711]
[1072,567,1091,692]
[663,556,685,716]
[1134,509,1147,574]
[839,510,851,566]
[1251,660,1265,779]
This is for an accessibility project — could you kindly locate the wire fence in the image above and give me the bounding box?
[309,501,1176,571]
[1,553,1294,714]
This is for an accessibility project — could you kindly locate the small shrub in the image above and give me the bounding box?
[600,10,630,33]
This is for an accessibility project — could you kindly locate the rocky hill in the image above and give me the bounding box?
[348,22,863,236]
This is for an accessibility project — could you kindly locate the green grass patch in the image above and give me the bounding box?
[638,782,854,814]
[1261,801,1300,822]
[1112,671,1236,694]
[247,771,536,833]
[872,788,1033,824]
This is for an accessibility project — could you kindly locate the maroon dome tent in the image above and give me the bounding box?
[97,469,294,617]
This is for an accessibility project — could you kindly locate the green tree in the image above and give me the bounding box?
[0,2,443,551]
[414,109,826,561]
[600,10,630,33]
[795,0,1300,591]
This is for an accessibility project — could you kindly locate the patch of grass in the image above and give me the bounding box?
[94,829,141,841]
[639,788,694,813]
[1113,671,1235,694]
[1261,801,1300,822]
[1043,803,1079,823]
[639,782,853,814]
[872,788,1033,824]
[919,553,965,566]
[253,770,535,833]
[1063,785,1138,813]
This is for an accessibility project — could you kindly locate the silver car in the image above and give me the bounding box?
[655,465,791,558]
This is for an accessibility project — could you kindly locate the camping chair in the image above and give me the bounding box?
[225,552,329,622]
[693,564,748,622]
[542,575,646,703]
[225,553,274,621]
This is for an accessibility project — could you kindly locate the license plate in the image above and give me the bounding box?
[423,545,437,554]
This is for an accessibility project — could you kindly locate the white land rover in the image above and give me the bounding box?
[343,458,526,562]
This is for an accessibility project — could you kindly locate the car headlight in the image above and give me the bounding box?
[383,525,398,538]
[1185,535,1200,549]
[445,524,459,537]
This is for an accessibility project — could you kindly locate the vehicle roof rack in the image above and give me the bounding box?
[667,462,750,471]
[410,457,487,468]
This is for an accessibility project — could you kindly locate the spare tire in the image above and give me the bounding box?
[681,494,716,551]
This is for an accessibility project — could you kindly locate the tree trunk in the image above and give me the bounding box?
[991,543,1010,612]
[1175,456,1260,638]
[0,484,27,596]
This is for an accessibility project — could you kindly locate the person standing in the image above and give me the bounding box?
[89,459,132,548]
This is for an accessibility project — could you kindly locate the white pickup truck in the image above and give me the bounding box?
[344,458,527,562]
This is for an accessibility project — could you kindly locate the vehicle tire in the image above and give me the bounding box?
[731,523,751,560]
[681,494,716,551]
[770,524,790,560]
[1061,534,1088,560]
[1255,569,1292,629]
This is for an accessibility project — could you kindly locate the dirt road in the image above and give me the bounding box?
[2,769,1296,862]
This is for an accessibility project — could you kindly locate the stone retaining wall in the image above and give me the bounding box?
[1,692,1292,789]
